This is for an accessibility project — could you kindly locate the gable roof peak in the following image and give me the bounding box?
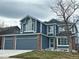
[20,15,38,22]
[44,19,61,24]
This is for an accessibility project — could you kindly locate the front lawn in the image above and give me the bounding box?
[10,51,79,59]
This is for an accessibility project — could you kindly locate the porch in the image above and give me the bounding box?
[48,36,77,51]
[49,36,69,50]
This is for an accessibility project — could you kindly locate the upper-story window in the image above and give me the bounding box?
[59,25,76,33]
[32,19,36,31]
[48,25,54,34]
[23,18,36,32]
[59,25,65,33]
[71,27,75,33]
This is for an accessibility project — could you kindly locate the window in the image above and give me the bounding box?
[23,19,36,32]
[48,25,54,34]
[59,26,65,32]
[71,27,75,33]
[51,39,53,42]
[32,19,36,31]
[58,38,69,45]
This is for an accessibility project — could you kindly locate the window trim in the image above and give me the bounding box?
[48,25,54,34]
[24,30,35,32]
[59,26,65,33]
[57,37,69,46]
[23,18,36,32]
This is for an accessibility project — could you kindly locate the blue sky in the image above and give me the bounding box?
[0,0,57,27]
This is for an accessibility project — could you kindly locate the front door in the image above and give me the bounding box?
[49,39,54,48]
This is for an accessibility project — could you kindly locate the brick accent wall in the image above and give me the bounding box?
[13,35,16,49]
[37,33,42,50]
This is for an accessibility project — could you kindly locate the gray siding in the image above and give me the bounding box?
[42,35,49,49]
[22,32,34,34]
[16,35,37,39]
[42,24,47,34]
[5,36,14,49]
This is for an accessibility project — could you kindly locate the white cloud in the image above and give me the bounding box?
[0,0,54,19]
[0,16,20,27]
[0,0,57,26]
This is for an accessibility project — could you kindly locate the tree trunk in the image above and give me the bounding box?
[65,22,72,53]
[68,35,72,53]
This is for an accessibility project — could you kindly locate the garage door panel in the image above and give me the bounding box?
[16,39,37,50]
[5,40,13,49]
[4,36,14,49]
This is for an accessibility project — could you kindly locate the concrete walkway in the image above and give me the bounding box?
[0,57,21,59]
[0,50,32,57]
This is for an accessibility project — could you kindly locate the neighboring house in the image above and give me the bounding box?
[0,15,78,51]
[0,26,20,49]
[0,26,20,34]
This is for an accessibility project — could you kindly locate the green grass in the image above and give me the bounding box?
[10,51,79,59]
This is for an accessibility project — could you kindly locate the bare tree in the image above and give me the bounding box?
[0,21,5,28]
[50,0,79,52]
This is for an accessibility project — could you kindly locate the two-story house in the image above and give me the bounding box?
[0,15,78,51]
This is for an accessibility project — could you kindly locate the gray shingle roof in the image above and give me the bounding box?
[44,19,72,24]
[44,19,62,24]
[0,26,20,34]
